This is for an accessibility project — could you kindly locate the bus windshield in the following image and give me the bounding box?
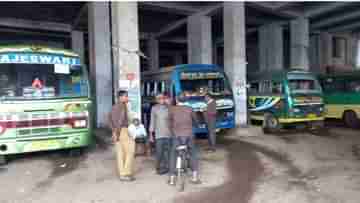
[180,71,231,96]
[0,63,88,100]
[288,79,321,93]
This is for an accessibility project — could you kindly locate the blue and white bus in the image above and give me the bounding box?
[141,64,235,134]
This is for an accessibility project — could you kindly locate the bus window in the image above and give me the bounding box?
[261,81,271,93]
[141,82,144,96]
[289,79,321,93]
[322,78,344,93]
[249,82,259,94]
[272,82,282,94]
[0,64,88,99]
[146,82,153,97]
[157,81,163,94]
[153,82,158,96]
[164,81,170,94]
[346,80,360,93]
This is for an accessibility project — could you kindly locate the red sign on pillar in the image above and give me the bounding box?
[126,73,135,81]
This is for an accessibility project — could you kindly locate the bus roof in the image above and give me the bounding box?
[318,70,360,78]
[0,45,79,57]
[248,69,315,81]
[170,64,221,73]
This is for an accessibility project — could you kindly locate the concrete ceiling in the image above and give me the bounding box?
[0,2,359,40]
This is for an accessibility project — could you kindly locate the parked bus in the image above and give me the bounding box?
[0,45,92,164]
[247,70,325,133]
[141,64,235,134]
[318,71,360,128]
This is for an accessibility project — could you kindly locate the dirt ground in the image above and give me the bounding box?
[1,123,360,203]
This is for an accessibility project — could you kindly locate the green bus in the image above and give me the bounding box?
[248,70,325,133]
[0,45,92,164]
[318,71,360,128]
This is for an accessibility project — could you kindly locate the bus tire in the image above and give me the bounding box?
[263,113,280,134]
[69,148,83,157]
[0,155,7,165]
[343,111,360,128]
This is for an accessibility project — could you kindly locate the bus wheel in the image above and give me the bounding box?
[69,148,83,157]
[263,113,280,134]
[0,155,7,165]
[344,111,360,128]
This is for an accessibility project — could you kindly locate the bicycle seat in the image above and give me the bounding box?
[176,145,187,150]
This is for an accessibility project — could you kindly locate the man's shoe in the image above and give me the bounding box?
[168,175,176,186]
[122,176,135,182]
[127,176,136,182]
[158,168,169,175]
[119,176,128,181]
[190,171,201,184]
[206,148,216,153]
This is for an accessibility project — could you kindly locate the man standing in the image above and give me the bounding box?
[149,93,171,175]
[204,94,217,152]
[168,96,201,185]
[108,90,135,181]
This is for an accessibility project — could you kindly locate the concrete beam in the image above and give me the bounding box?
[247,2,301,19]
[215,27,259,46]
[311,11,360,29]
[155,3,222,38]
[140,2,200,15]
[0,27,69,38]
[72,3,88,29]
[155,19,187,38]
[327,21,360,33]
[305,2,351,18]
[0,18,71,32]
[160,38,187,44]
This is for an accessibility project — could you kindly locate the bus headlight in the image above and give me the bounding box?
[0,124,6,135]
[72,120,87,128]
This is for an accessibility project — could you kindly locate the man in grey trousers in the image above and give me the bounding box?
[149,93,171,175]
[204,94,217,152]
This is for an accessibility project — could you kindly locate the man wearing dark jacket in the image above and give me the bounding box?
[168,96,201,185]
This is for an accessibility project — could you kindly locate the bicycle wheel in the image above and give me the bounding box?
[177,154,186,192]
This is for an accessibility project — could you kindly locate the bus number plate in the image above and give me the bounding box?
[30,140,60,151]
[307,113,317,119]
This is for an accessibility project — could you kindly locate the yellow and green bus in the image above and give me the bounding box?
[248,70,325,133]
[319,71,360,128]
[0,45,92,164]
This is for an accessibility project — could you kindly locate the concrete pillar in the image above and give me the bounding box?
[112,2,141,120]
[71,30,85,63]
[174,52,183,64]
[213,43,218,65]
[258,23,283,71]
[187,14,212,64]
[223,2,247,126]
[355,34,360,69]
[347,35,355,66]
[319,32,333,72]
[309,34,321,73]
[290,18,309,70]
[147,36,159,70]
[88,2,112,128]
